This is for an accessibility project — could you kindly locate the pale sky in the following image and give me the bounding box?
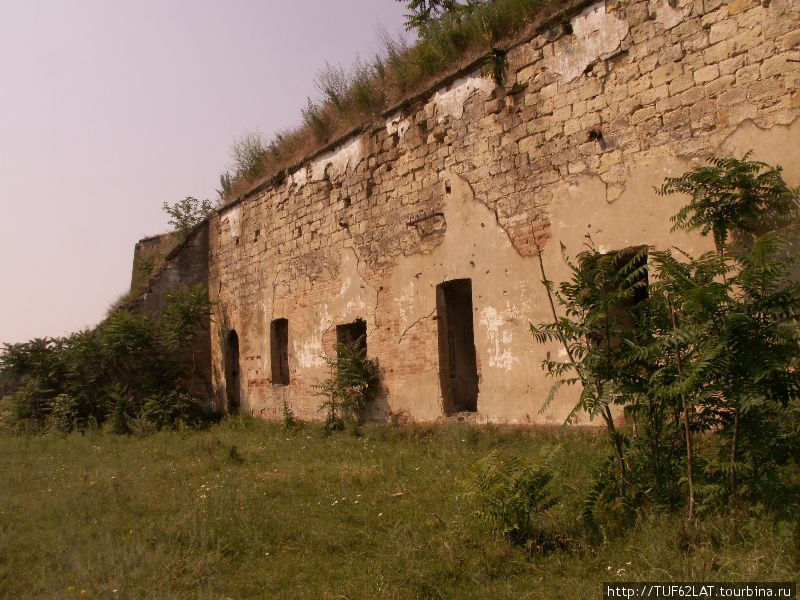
[0,0,408,345]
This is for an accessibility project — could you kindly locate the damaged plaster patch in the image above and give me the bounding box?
[478,305,520,371]
[394,279,417,327]
[311,136,364,181]
[220,205,242,239]
[288,166,308,188]
[652,0,689,30]
[545,1,629,82]
[386,112,411,139]
[295,304,331,369]
[430,74,495,122]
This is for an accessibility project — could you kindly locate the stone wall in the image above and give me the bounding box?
[130,232,179,293]
[126,224,213,400]
[208,0,800,423]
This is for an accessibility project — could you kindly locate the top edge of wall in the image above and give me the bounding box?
[220,0,601,214]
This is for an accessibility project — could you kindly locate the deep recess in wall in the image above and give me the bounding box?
[271,318,290,386]
[437,279,479,414]
[225,330,241,413]
[337,320,367,356]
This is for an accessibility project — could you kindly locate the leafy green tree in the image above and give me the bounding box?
[660,155,797,255]
[659,156,799,497]
[0,285,211,433]
[531,245,649,490]
[533,156,799,523]
[162,196,215,239]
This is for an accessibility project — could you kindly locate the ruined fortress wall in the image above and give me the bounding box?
[126,224,213,399]
[208,0,800,423]
[130,232,179,293]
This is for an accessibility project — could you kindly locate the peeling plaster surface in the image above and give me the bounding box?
[384,174,544,421]
[220,205,241,239]
[288,167,308,188]
[294,303,330,369]
[394,279,417,325]
[479,305,520,371]
[721,118,800,187]
[205,0,800,425]
[545,2,629,82]
[311,136,363,181]
[430,74,495,122]
[386,112,411,139]
[652,0,689,29]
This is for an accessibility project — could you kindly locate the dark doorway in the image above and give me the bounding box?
[336,319,367,356]
[270,318,290,386]
[436,279,479,413]
[225,330,240,414]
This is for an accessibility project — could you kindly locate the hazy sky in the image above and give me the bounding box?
[0,0,408,345]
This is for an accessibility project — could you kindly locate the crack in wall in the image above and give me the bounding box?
[397,306,437,345]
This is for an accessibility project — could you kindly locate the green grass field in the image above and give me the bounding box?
[1,419,796,599]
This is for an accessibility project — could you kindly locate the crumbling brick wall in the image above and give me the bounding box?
[208,0,800,423]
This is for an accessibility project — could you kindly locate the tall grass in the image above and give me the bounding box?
[1,420,797,599]
[220,0,557,201]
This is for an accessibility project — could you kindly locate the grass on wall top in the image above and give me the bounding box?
[219,0,564,203]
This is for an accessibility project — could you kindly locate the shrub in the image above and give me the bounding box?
[0,285,211,434]
[140,390,204,430]
[463,451,559,549]
[532,156,800,522]
[317,335,380,433]
[162,196,215,240]
[47,394,82,433]
[281,400,299,430]
[230,133,268,180]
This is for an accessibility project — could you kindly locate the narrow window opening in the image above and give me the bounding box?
[436,279,479,414]
[343,196,352,208]
[225,330,241,414]
[580,246,649,341]
[270,318,290,386]
[336,319,367,357]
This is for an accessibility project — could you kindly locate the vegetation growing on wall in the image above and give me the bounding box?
[0,285,212,434]
[162,196,216,240]
[218,0,555,200]
[317,335,381,434]
[529,157,800,527]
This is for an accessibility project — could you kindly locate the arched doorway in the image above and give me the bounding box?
[225,330,240,414]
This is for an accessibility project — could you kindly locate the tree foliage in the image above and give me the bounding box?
[532,156,800,523]
[162,196,215,240]
[0,285,212,433]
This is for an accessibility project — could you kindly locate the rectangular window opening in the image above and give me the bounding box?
[436,279,479,415]
[582,245,649,339]
[270,318,290,386]
[336,319,367,357]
